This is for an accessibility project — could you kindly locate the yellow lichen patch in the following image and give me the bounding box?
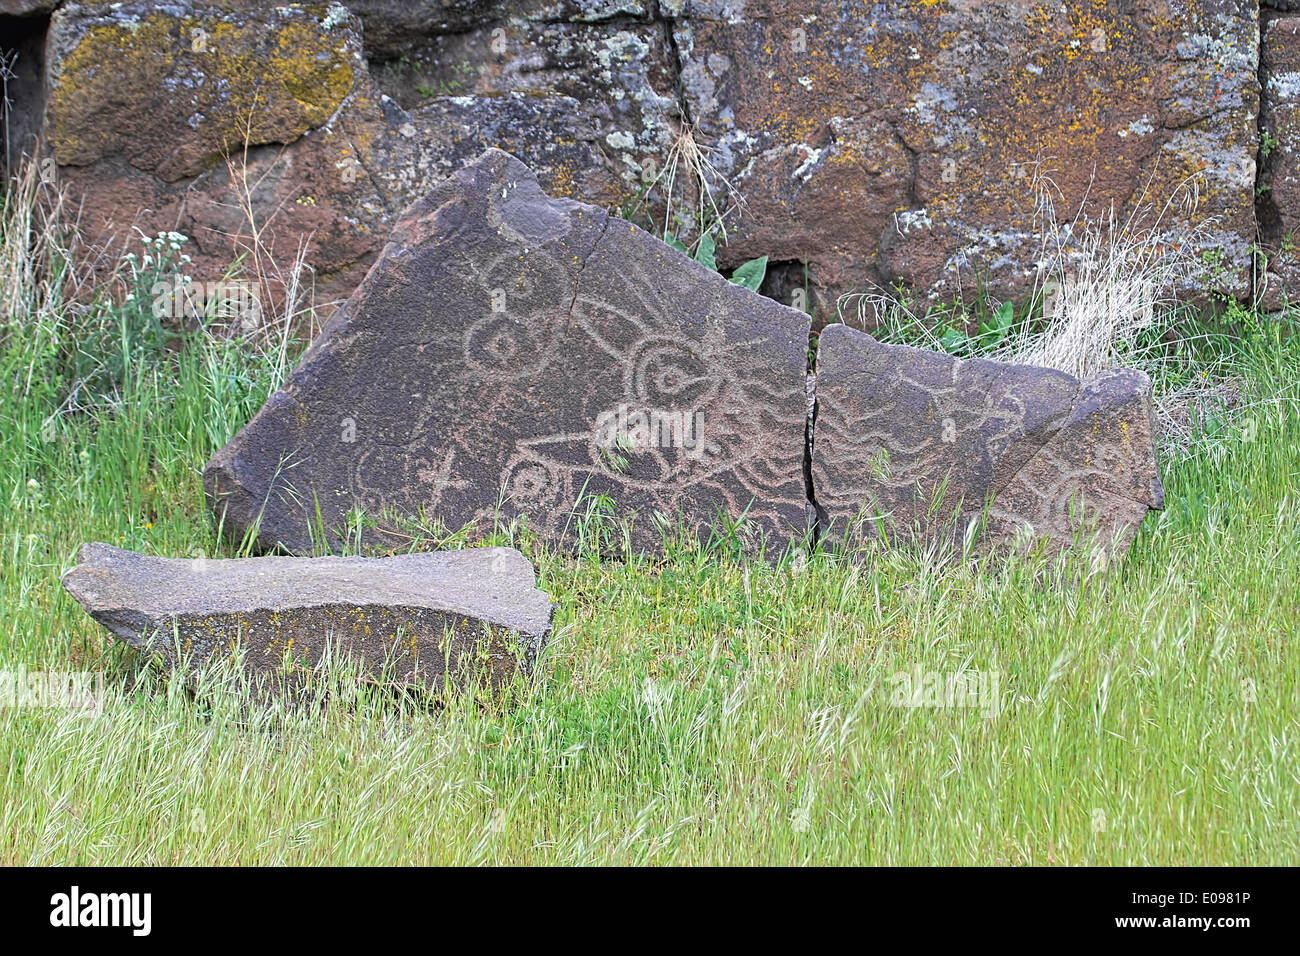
[50,10,355,170]
[916,1,1160,227]
[209,18,353,127]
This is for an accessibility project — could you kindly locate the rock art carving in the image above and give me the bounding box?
[811,324,1164,558]
[205,148,813,556]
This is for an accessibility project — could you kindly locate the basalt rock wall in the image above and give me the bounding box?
[2,1,1294,317]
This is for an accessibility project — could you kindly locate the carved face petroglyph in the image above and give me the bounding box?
[340,237,805,543]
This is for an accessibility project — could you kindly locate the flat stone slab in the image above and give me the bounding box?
[812,324,1164,558]
[62,544,555,694]
[205,147,812,556]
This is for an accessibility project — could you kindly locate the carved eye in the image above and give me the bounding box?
[630,338,709,405]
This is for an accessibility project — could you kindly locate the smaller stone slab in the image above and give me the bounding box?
[62,544,555,695]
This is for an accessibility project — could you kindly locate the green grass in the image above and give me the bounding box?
[1,321,1297,864]
[2,174,1299,864]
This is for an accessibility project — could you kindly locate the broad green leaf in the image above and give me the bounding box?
[694,233,717,271]
[729,255,768,292]
[664,232,688,255]
[978,301,1015,346]
[994,300,1015,330]
[939,328,969,353]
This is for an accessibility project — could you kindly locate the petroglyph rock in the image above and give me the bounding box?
[811,324,1164,559]
[205,148,812,555]
[61,543,554,694]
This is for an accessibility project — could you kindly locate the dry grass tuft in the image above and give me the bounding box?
[838,169,1259,460]
[635,118,746,253]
